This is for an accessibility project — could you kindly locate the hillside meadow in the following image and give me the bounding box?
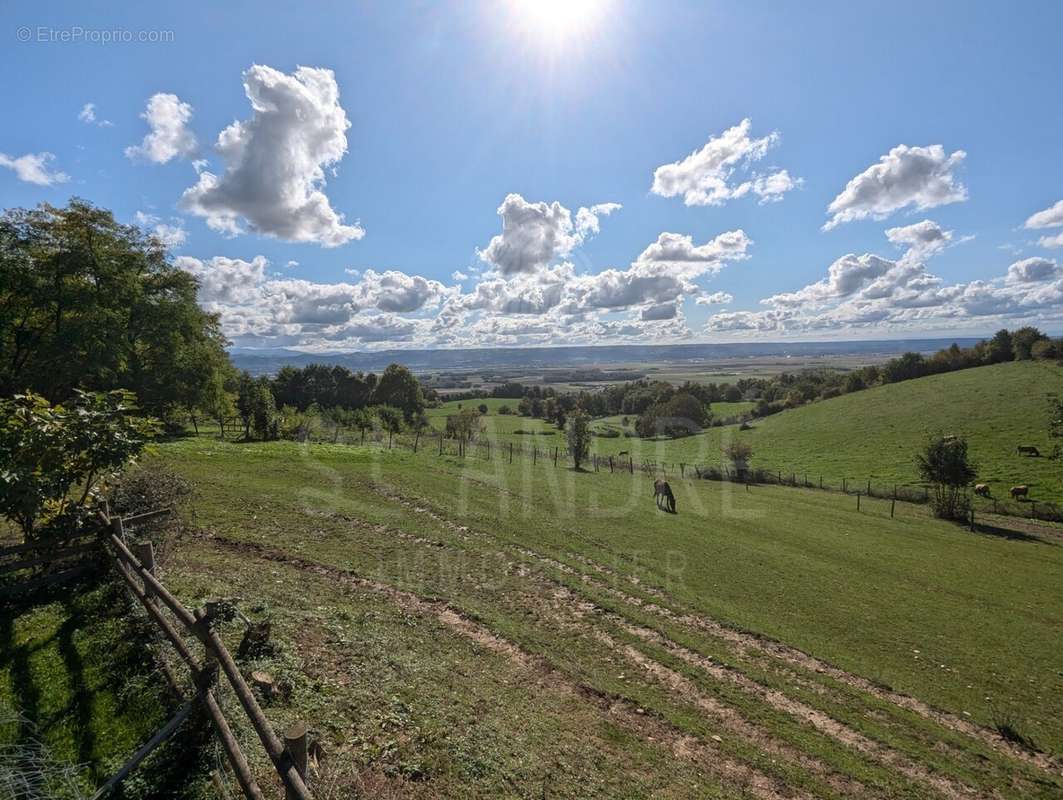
[145,432,1063,798]
[436,361,1063,505]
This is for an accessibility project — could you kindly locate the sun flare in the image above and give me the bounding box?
[508,0,610,47]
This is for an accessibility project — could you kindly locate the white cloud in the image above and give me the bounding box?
[134,211,187,249]
[78,102,112,127]
[125,93,197,164]
[1039,233,1063,249]
[1024,199,1063,230]
[0,152,69,186]
[885,219,952,252]
[451,270,469,281]
[704,230,1063,336]
[175,255,454,347]
[478,193,618,275]
[285,260,299,269]
[695,291,734,305]
[824,144,967,230]
[651,119,799,207]
[180,65,363,247]
[1006,257,1060,284]
[575,202,622,236]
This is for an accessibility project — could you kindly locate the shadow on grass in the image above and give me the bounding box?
[1,571,213,798]
[969,521,1056,545]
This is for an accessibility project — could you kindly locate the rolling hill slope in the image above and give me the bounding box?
[588,360,1063,503]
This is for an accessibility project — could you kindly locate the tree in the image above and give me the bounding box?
[477,403,489,415]
[250,377,278,440]
[1011,326,1047,360]
[376,405,403,448]
[0,390,157,539]
[202,371,236,438]
[916,434,977,521]
[352,407,375,444]
[986,329,1014,363]
[566,411,591,470]
[373,364,425,421]
[723,440,753,479]
[0,200,230,419]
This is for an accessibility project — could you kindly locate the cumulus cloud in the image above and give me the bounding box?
[824,144,967,230]
[1006,257,1060,284]
[451,270,469,281]
[134,211,187,249]
[1024,199,1063,230]
[1039,233,1063,249]
[885,219,951,251]
[125,93,197,164]
[78,102,112,127]
[180,65,363,247]
[695,291,734,305]
[0,152,69,186]
[704,227,1063,336]
[478,193,619,275]
[651,119,799,207]
[175,255,453,347]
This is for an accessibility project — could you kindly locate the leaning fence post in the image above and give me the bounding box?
[284,722,309,800]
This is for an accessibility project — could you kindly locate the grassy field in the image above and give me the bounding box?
[0,574,212,799]
[146,433,1063,798]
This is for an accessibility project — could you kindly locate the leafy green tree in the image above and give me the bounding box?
[986,329,1014,363]
[916,434,977,521]
[250,377,278,440]
[0,390,157,539]
[0,200,230,418]
[1011,326,1047,360]
[376,405,403,448]
[566,411,591,470]
[352,407,375,444]
[373,364,425,421]
[723,440,753,478]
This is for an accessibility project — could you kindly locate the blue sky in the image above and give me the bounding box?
[3,0,1062,349]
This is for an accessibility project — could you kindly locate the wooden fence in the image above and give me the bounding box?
[97,505,313,799]
[0,529,103,601]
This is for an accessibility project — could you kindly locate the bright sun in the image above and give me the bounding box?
[508,0,610,47]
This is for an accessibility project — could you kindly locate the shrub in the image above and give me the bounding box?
[497,404,513,415]
[723,440,753,478]
[0,390,157,539]
[110,463,192,519]
[477,403,489,415]
[916,434,977,521]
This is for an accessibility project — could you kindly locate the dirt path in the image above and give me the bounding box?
[362,480,1061,780]
[198,532,811,800]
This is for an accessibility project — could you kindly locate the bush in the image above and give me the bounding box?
[566,411,591,469]
[497,404,513,415]
[110,463,193,518]
[478,403,489,414]
[723,440,753,477]
[916,434,977,521]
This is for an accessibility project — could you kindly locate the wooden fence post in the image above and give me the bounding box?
[132,541,156,577]
[413,431,420,452]
[680,463,685,478]
[890,498,896,518]
[819,476,823,489]
[509,442,514,464]
[856,492,861,512]
[609,456,614,473]
[284,722,309,800]
[553,447,558,467]
[629,457,633,474]
[533,447,537,465]
[842,478,847,493]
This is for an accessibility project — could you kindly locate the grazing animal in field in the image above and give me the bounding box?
[1010,485,1029,500]
[974,483,990,497]
[654,478,676,513]
[1017,446,1040,457]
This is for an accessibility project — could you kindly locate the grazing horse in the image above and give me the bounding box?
[654,478,676,513]
[974,483,990,497]
[1010,485,1029,500]
[1017,446,1040,457]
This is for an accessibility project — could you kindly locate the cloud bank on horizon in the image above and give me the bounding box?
[3,55,1062,351]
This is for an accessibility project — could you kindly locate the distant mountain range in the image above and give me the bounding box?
[229,337,986,376]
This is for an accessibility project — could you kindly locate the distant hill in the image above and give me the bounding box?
[230,337,987,375]
[590,360,1063,504]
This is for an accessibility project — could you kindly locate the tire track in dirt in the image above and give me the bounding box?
[364,480,1061,779]
[199,533,809,800]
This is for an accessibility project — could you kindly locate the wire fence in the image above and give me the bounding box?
[270,425,1063,527]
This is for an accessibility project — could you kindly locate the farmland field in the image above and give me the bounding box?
[434,361,1063,505]
[147,431,1063,798]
